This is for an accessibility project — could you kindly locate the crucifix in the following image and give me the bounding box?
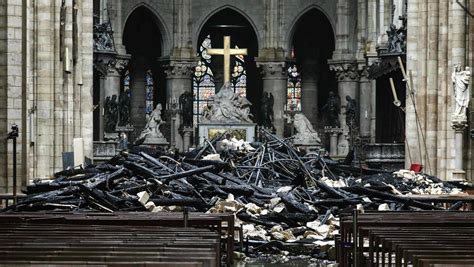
[207,36,248,83]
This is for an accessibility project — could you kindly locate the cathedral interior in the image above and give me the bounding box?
[0,1,474,265]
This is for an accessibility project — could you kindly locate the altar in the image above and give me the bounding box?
[197,36,255,144]
[198,123,256,144]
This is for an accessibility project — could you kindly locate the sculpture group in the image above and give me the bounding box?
[202,82,253,123]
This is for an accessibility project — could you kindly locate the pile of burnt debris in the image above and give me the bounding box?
[3,130,468,260]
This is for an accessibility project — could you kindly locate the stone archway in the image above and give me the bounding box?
[123,6,166,140]
[289,8,337,143]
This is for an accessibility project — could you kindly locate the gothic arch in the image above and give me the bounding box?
[193,5,261,51]
[122,3,171,56]
[286,5,336,54]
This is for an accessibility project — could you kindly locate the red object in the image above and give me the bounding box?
[410,164,423,173]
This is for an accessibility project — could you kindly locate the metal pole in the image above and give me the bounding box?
[7,124,19,205]
[12,136,16,205]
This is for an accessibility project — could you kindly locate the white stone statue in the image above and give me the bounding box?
[292,113,321,144]
[139,103,164,140]
[202,82,253,123]
[452,64,471,121]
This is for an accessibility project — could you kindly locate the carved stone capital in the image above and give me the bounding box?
[358,65,370,81]
[163,61,195,79]
[113,55,131,74]
[328,61,360,81]
[452,119,468,132]
[257,61,286,79]
[93,53,130,77]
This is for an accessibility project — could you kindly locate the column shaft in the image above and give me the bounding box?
[359,73,372,138]
[258,62,286,137]
[164,61,194,150]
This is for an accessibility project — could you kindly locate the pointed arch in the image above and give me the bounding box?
[193,5,261,52]
[123,3,170,56]
[286,5,336,54]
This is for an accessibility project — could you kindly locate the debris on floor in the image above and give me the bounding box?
[3,129,467,260]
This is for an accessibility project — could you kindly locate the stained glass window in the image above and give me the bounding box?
[193,35,215,124]
[123,69,130,91]
[287,65,302,111]
[145,70,154,120]
[232,57,246,97]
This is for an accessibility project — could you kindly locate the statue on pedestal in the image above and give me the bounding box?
[321,91,340,128]
[118,89,131,127]
[345,95,357,128]
[104,95,118,133]
[452,64,471,121]
[292,113,321,144]
[179,91,194,127]
[386,24,405,53]
[260,92,274,129]
[202,82,253,123]
[138,104,165,140]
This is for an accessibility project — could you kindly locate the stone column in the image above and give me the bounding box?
[300,60,319,128]
[452,121,468,180]
[129,58,147,134]
[329,61,360,156]
[451,0,466,67]
[359,67,371,138]
[101,57,129,140]
[449,0,467,179]
[164,61,194,151]
[257,61,287,137]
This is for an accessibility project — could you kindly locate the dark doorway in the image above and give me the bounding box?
[376,70,406,143]
[197,9,261,121]
[291,9,337,144]
[123,7,166,139]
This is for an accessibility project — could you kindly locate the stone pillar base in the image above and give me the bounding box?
[324,127,343,157]
[181,127,194,152]
[450,169,466,181]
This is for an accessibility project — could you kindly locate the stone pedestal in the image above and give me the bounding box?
[104,132,119,141]
[198,123,256,145]
[451,120,468,180]
[116,125,134,150]
[293,141,322,154]
[325,127,343,157]
[257,61,287,137]
[142,137,169,147]
[181,127,194,152]
[365,143,405,171]
[93,141,118,163]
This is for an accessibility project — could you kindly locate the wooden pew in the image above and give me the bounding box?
[337,211,474,267]
[0,218,222,266]
[0,211,236,265]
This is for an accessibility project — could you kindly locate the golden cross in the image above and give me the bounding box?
[207,36,248,83]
